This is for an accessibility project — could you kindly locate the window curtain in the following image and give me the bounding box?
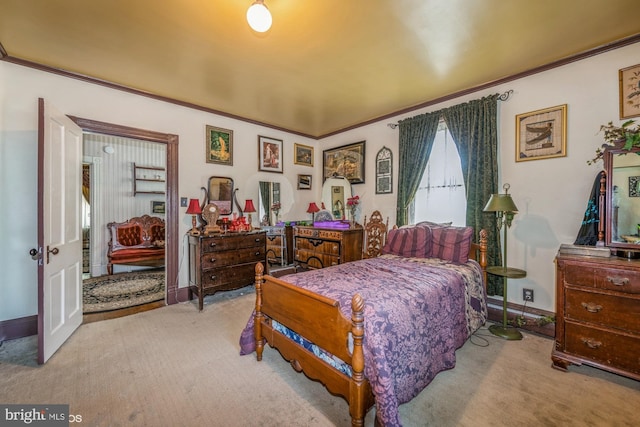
[396,112,441,226]
[442,94,502,295]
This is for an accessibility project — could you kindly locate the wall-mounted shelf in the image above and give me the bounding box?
[133,163,165,195]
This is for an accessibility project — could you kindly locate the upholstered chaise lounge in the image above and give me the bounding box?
[107,215,165,275]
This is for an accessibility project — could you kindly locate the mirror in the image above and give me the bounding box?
[259,181,280,225]
[322,176,352,220]
[604,145,640,251]
[207,176,234,215]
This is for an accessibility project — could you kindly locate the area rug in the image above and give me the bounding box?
[83,270,165,313]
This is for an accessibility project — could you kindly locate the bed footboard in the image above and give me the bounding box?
[253,263,374,427]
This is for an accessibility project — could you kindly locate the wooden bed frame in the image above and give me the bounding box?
[252,229,488,426]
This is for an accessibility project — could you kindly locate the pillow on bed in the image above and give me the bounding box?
[381,226,432,258]
[430,225,473,263]
[416,220,453,228]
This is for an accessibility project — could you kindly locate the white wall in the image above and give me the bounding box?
[322,42,640,312]
[1,41,638,321]
[0,61,317,321]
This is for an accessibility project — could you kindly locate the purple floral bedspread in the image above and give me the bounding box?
[239,255,487,427]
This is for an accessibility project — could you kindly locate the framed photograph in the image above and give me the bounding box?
[375,146,393,194]
[297,174,312,190]
[151,201,165,214]
[322,141,366,184]
[619,63,640,119]
[629,176,640,197]
[294,143,314,167]
[515,105,567,162]
[258,136,283,173]
[205,125,233,166]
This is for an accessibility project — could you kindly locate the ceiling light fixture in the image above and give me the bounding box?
[246,0,272,33]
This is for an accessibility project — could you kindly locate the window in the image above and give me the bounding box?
[411,122,466,225]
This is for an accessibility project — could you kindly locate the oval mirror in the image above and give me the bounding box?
[207,176,234,215]
[321,176,352,220]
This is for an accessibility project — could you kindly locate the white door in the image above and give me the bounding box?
[37,98,84,364]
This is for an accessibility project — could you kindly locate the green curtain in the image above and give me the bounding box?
[396,112,441,226]
[442,94,502,295]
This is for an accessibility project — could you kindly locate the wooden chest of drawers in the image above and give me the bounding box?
[294,226,363,269]
[553,253,640,380]
[264,225,293,267]
[188,231,266,311]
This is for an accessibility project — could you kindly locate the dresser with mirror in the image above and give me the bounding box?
[553,142,640,380]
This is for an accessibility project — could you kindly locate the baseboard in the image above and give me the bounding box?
[0,315,37,342]
[486,297,555,338]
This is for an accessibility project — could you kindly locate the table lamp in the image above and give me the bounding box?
[307,202,320,222]
[186,198,202,235]
[483,183,526,340]
[244,199,256,228]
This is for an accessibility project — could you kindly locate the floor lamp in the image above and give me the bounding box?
[483,183,526,340]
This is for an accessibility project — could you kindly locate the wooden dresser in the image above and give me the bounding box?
[188,231,266,311]
[294,226,363,269]
[263,225,293,266]
[553,253,640,380]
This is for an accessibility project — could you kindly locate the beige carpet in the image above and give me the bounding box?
[1,287,638,426]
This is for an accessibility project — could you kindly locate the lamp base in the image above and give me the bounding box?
[489,324,523,340]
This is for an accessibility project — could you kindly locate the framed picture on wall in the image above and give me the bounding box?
[294,143,314,167]
[322,141,366,183]
[619,63,640,119]
[375,146,393,194]
[151,201,165,214]
[515,104,567,162]
[205,125,233,166]
[297,174,312,190]
[258,135,283,173]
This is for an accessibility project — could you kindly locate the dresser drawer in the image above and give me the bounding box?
[295,227,343,241]
[267,235,283,246]
[565,288,640,334]
[201,247,265,269]
[295,237,340,256]
[294,249,339,269]
[201,234,266,253]
[564,264,640,294]
[564,321,640,376]
[200,263,257,289]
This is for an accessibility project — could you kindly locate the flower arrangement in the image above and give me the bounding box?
[589,120,640,165]
[347,195,360,222]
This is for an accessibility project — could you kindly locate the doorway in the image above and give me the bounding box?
[70,116,180,307]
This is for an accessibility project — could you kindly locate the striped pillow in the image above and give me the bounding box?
[381,226,432,258]
[431,226,473,263]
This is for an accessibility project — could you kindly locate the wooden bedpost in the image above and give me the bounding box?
[349,293,366,427]
[478,229,488,290]
[254,262,265,361]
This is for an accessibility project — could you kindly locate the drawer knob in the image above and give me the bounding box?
[209,242,217,248]
[255,238,261,242]
[209,275,217,280]
[209,258,217,263]
[581,337,602,349]
[581,302,603,313]
[606,276,629,286]
[255,251,261,256]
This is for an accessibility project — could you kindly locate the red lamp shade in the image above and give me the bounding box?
[186,199,202,214]
[244,199,256,213]
[306,202,320,214]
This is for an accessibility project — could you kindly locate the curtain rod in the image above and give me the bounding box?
[387,89,514,129]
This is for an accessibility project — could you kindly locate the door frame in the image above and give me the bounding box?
[68,116,180,304]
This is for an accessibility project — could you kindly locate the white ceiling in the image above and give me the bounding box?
[1,0,639,138]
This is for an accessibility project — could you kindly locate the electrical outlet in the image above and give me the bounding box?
[180,197,188,207]
[523,288,534,302]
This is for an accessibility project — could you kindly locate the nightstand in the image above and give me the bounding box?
[487,266,526,340]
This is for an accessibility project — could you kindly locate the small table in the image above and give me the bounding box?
[487,266,526,340]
